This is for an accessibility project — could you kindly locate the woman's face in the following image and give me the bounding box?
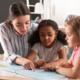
[39,26,57,48]
[11,15,30,35]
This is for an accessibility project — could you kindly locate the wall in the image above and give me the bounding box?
[44,0,80,26]
[0,0,26,23]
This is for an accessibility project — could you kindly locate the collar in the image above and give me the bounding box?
[74,46,80,51]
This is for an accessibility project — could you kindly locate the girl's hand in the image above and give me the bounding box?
[22,58,35,72]
[34,59,46,68]
[40,63,55,71]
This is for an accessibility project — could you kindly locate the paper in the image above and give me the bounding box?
[0,61,67,80]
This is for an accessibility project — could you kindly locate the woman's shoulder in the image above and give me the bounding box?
[0,22,5,27]
[0,22,11,35]
[0,22,9,30]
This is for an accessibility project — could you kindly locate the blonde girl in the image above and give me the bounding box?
[55,16,80,79]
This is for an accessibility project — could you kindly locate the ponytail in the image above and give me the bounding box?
[57,30,67,45]
[28,30,40,47]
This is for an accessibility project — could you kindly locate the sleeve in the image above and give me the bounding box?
[31,43,39,53]
[58,41,65,51]
[0,23,20,63]
[76,48,80,58]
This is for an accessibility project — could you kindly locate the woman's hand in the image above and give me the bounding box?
[22,58,35,72]
[34,59,46,68]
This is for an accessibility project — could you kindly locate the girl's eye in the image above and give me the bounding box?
[48,35,52,36]
[68,34,71,37]
[41,35,45,36]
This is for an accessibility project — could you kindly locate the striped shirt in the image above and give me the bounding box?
[0,22,38,63]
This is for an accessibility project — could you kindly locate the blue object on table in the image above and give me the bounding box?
[0,61,67,80]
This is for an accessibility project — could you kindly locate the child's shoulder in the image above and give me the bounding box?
[33,42,41,46]
[76,46,80,57]
[53,40,64,49]
[55,39,63,45]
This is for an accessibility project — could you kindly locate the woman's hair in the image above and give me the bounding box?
[6,1,30,23]
[65,16,80,41]
[28,19,67,46]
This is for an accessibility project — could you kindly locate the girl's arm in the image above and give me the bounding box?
[56,57,80,78]
[26,50,36,61]
[63,54,73,68]
[27,50,37,66]
[27,50,46,67]
[58,55,73,68]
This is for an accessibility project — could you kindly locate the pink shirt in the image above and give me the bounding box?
[72,46,80,66]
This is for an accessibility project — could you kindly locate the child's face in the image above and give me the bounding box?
[39,26,57,48]
[11,15,30,35]
[65,25,80,47]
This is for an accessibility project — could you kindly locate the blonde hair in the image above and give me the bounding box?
[65,16,80,41]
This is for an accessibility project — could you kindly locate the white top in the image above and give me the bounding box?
[0,22,38,63]
[32,40,64,63]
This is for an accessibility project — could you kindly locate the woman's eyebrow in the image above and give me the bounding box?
[26,20,30,22]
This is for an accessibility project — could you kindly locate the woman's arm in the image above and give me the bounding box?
[0,24,20,63]
[0,24,35,71]
[13,57,35,71]
[56,57,80,78]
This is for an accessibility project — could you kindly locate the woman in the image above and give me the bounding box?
[0,2,37,71]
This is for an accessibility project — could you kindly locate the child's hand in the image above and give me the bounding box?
[40,63,55,71]
[34,59,46,68]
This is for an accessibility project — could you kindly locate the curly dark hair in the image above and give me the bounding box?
[28,19,67,46]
